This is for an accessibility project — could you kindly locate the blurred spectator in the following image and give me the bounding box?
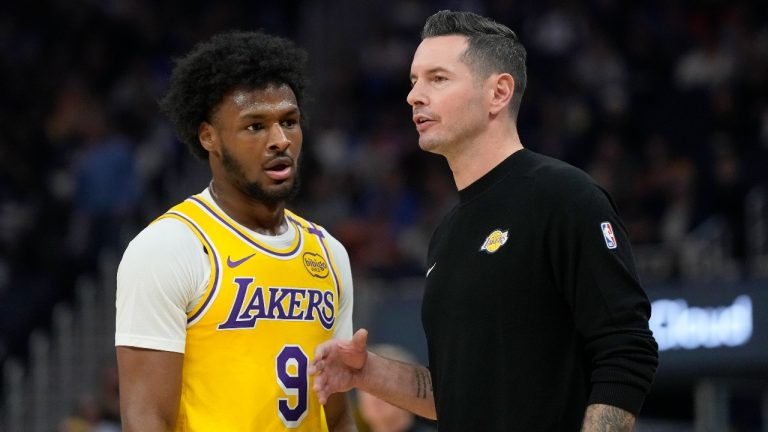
[675,33,736,90]
[709,137,750,262]
[571,30,629,117]
[526,4,583,60]
[660,158,698,247]
[57,363,121,432]
[68,100,138,273]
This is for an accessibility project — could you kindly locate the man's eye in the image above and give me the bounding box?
[433,76,447,82]
[247,123,264,131]
[281,119,298,128]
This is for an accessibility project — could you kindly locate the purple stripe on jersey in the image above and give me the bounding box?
[307,221,341,300]
[190,196,302,257]
[167,211,220,324]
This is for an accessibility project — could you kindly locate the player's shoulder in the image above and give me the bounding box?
[122,216,200,262]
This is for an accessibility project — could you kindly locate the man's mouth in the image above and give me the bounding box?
[413,113,436,131]
[264,157,294,181]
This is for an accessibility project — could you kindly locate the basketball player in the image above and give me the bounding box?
[310,10,658,431]
[115,31,356,431]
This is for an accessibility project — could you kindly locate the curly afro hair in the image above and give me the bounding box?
[160,30,309,160]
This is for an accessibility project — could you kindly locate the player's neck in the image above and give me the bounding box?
[208,180,289,236]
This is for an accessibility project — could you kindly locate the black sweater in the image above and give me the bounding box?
[422,149,658,431]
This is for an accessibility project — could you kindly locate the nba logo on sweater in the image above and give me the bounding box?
[600,222,617,249]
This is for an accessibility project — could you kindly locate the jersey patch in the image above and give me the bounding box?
[302,252,329,278]
[480,229,509,253]
[600,222,618,249]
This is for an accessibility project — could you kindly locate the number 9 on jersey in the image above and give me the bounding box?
[277,345,309,428]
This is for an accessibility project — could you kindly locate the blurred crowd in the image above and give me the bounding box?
[0,0,767,425]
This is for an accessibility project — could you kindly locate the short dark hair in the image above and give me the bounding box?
[422,10,527,118]
[160,31,308,160]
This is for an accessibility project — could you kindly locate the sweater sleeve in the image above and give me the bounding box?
[549,180,659,415]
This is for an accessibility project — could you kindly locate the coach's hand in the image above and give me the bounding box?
[310,328,369,404]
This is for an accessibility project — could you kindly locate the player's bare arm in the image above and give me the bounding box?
[117,346,183,432]
[310,329,437,420]
[580,404,636,432]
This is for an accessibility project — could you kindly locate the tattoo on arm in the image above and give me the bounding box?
[414,367,432,399]
[581,404,635,432]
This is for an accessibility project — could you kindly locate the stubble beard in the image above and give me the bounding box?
[418,110,485,158]
[221,147,301,206]
[417,129,447,155]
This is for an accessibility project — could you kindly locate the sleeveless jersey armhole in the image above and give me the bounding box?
[156,212,221,326]
[286,210,343,313]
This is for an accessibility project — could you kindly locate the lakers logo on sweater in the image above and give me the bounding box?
[480,229,509,253]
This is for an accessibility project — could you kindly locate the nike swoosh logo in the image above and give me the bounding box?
[426,262,436,278]
[226,253,257,268]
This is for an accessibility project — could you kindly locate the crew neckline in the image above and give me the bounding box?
[199,188,297,244]
[458,148,528,204]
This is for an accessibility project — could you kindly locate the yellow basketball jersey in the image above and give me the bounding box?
[158,194,342,431]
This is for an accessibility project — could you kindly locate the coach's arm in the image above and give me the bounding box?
[310,329,437,421]
[117,346,183,431]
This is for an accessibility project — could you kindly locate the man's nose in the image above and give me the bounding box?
[267,123,290,151]
[407,81,426,107]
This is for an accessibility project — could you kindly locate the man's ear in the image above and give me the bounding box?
[488,73,515,116]
[199,121,216,152]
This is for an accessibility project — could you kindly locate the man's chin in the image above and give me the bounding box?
[418,136,443,154]
[243,179,299,205]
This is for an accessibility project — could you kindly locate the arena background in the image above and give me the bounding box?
[1,0,767,430]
